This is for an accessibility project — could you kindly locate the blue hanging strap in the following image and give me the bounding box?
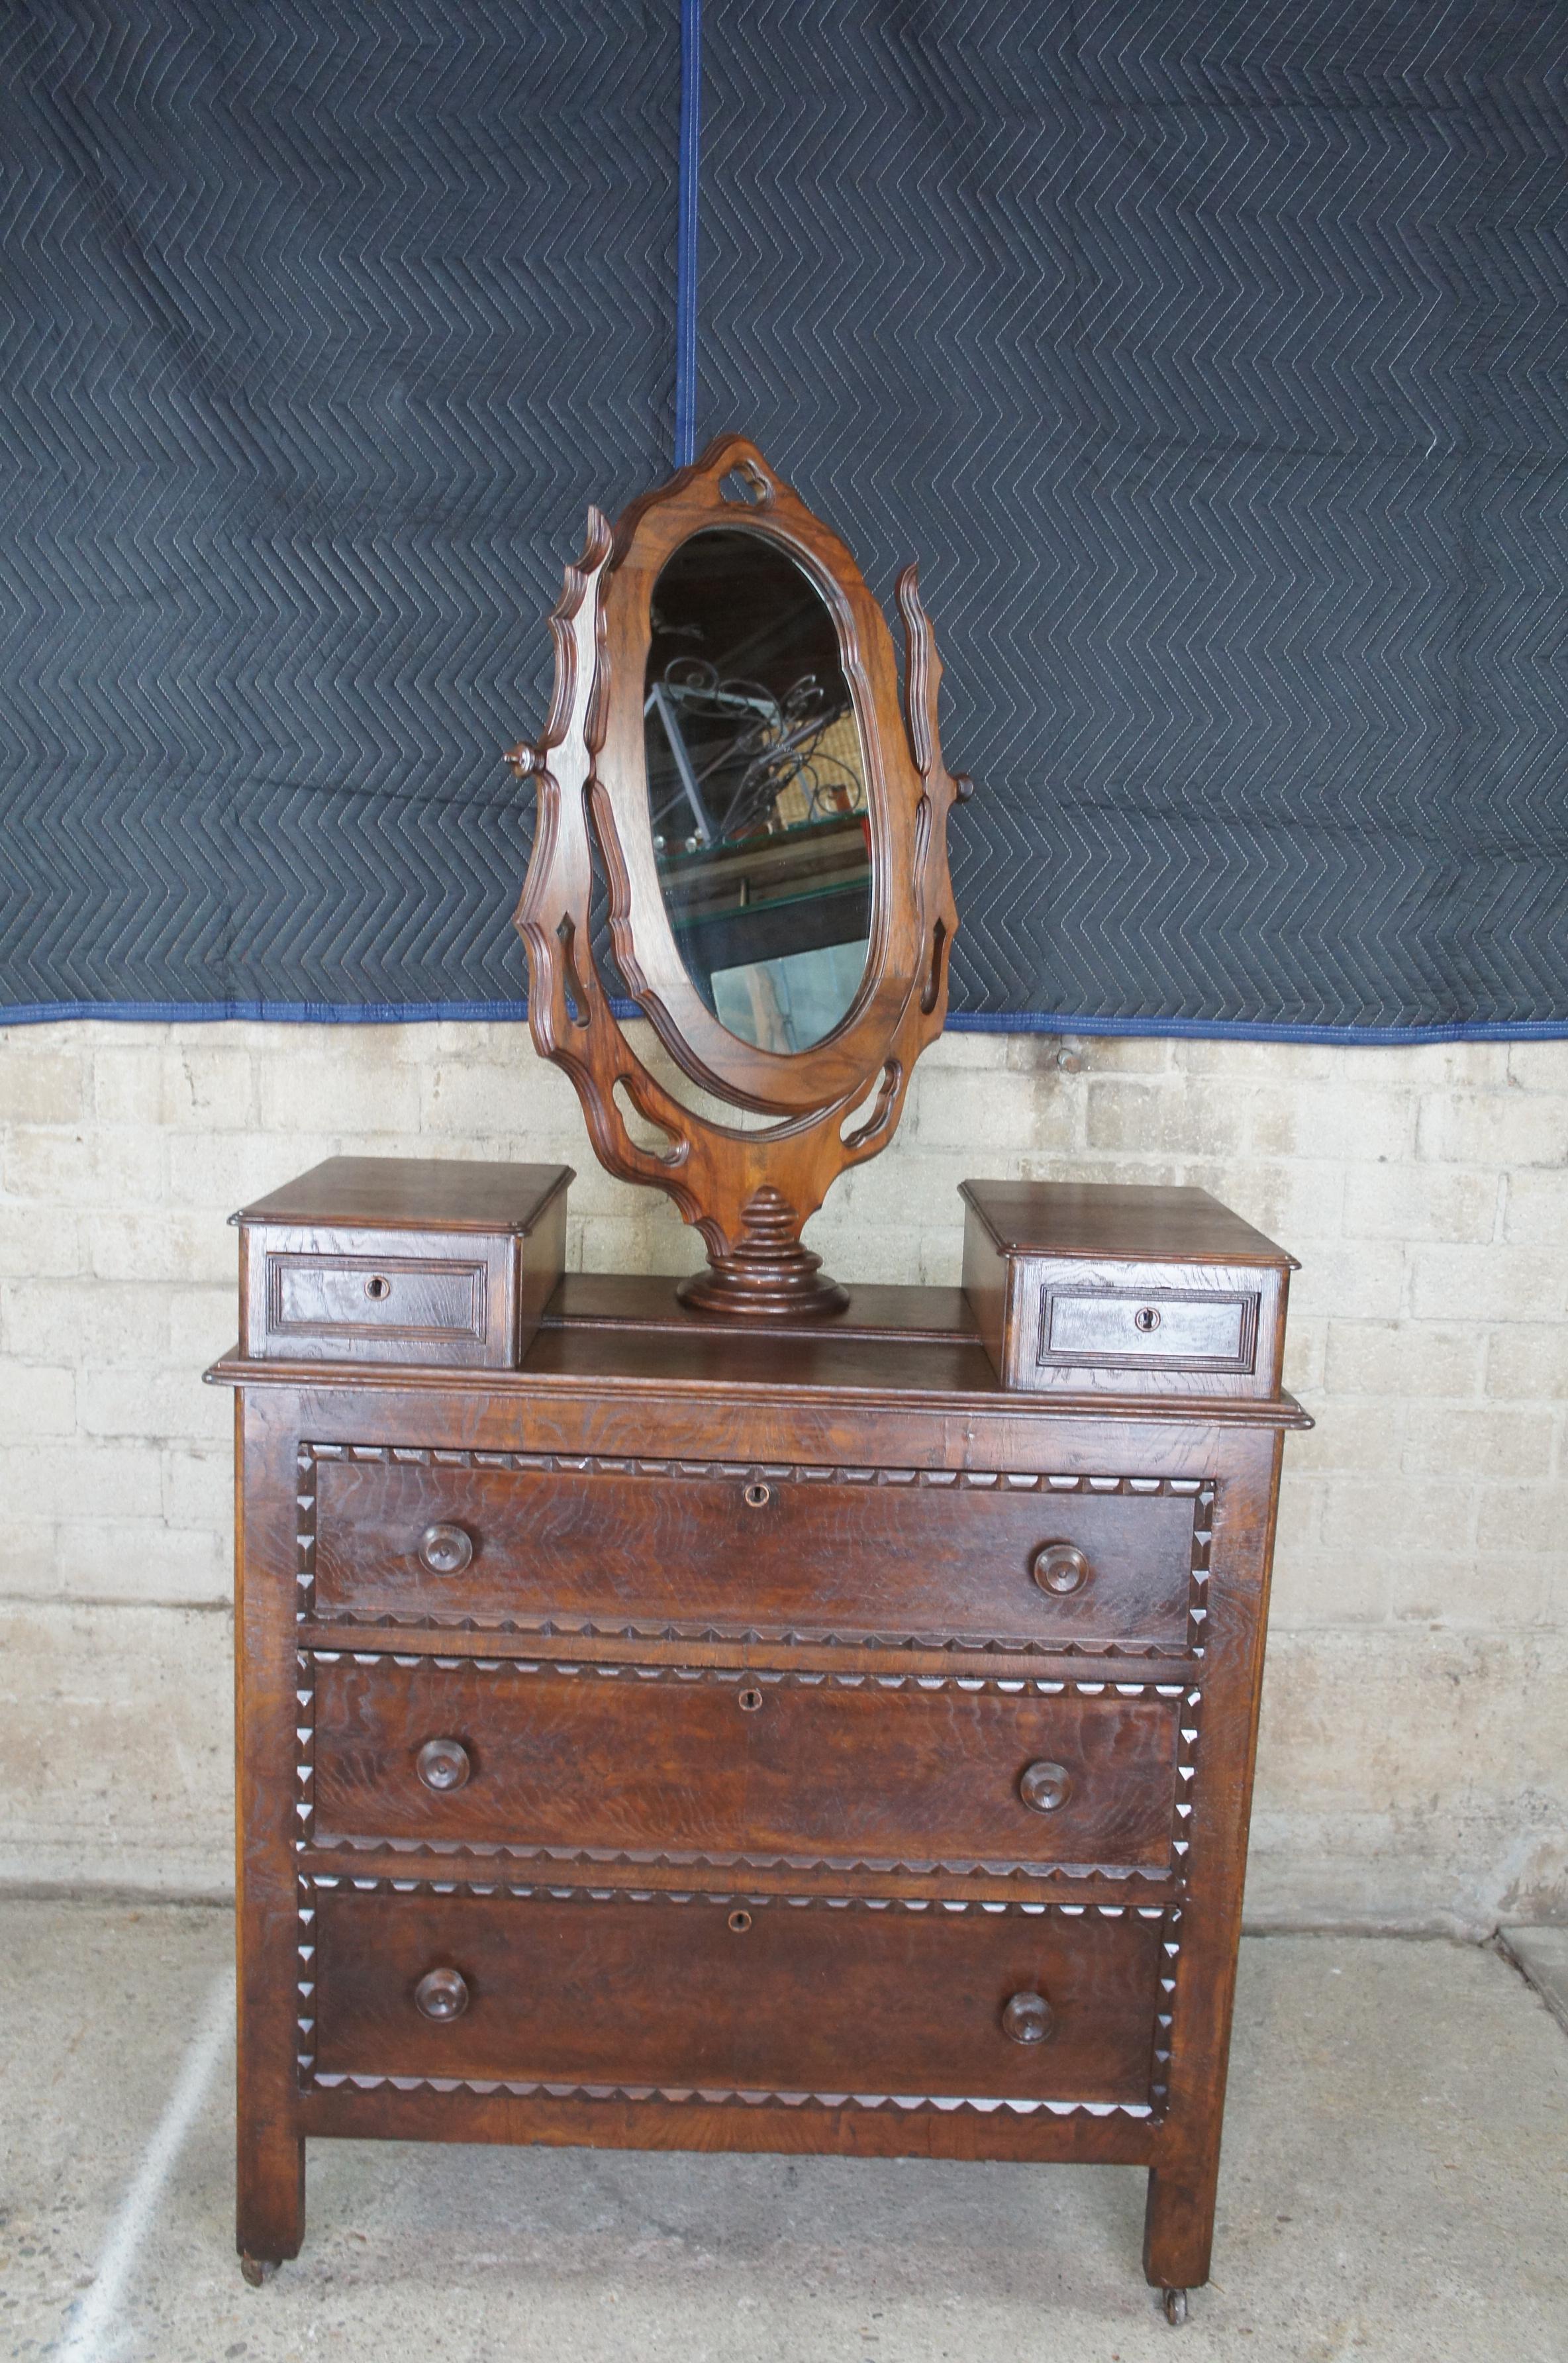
[674,0,701,466]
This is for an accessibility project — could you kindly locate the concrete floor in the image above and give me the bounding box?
[1,1905,1563,2363]
[1500,1926,1568,2038]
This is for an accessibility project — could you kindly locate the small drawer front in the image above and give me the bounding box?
[309,1452,1200,1649]
[309,1654,1187,1876]
[1044,1287,1256,1372]
[244,1224,520,1368]
[311,1883,1166,2104]
[995,1256,1285,1398]
[272,1256,485,1340]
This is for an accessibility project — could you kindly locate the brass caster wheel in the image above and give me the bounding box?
[240,2254,279,2288]
[1161,2286,1189,2327]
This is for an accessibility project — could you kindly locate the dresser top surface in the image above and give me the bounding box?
[540,1273,981,1346]
[234,1155,574,1234]
[960,1180,1297,1270]
[212,1168,1308,1426]
[524,1278,996,1397]
[209,1276,1309,1427]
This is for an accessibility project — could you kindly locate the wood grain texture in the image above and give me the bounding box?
[540,1272,980,1344]
[295,2078,1159,2161]
[210,1322,1312,1428]
[310,1882,1168,2105]
[960,1180,1298,1268]
[961,1184,1292,1401]
[237,1162,570,1368]
[238,1156,575,1233]
[220,1160,1302,2299]
[233,1389,307,2264]
[307,1652,1187,1876]
[510,437,968,1315]
[309,1451,1202,1648]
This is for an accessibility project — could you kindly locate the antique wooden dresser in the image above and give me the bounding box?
[212,1154,1306,2322]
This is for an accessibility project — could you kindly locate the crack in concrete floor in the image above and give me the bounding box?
[1,1903,1563,2363]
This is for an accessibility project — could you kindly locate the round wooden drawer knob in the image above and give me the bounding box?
[1002,1991,1054,2045]
[415,1966,469,2021]
[418,1522,473,1576]
[1019,1759,1073,1813]
[1032,1541,1089,1596]
[416,1738,471,1793]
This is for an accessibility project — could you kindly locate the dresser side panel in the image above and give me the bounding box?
[234,1388,311,2257]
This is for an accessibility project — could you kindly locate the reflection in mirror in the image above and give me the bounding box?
[644,527,871,1054]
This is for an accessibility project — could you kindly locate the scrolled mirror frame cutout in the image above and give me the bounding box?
[511,436,971,1319]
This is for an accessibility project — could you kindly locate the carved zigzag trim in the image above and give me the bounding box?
[295,1444,1214,1662]
[307,2073,1156,2121]
[301,1650,1189,1694]
[301,1837,1173,1884]
[305,1876,1169,1914]
[295,1876,1180,2115]
[309,1444,1211,1492]
[295,1649,1197,1886]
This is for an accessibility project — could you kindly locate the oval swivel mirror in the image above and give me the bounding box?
[644,528,871,1054]
[512,435,969,1320]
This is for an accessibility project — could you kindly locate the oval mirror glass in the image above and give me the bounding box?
[644,526,871,1053]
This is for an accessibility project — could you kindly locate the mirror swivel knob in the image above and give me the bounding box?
[416,1738,471,1793]
[418,1522,473,1576]
[415,1966,469,2022]
[1032,1542,1089,1595]
[1002,1991,1054,2045]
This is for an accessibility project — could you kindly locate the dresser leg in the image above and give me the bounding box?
[1142,2162,1218,2294]
[236,2123,305,2274]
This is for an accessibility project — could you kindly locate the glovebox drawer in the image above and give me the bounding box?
[235,1158,570,1368]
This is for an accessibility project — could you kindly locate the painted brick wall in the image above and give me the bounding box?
[1,1019,1564,1930]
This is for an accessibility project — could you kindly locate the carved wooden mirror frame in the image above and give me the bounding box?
[511,434,969,1319]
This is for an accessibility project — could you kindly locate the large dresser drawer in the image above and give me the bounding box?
[308,1653,1190,1876]
[309,1882,1169,2105]
[306,1448,1206,1651]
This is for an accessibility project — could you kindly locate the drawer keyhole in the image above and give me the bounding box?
[727,1909,753,1933]
[1031,1541,1090,1596]
[1133,1304,1161,1333]
[364,1274,393,1301]
[418,1522,474,1576]
[743,1482,771,1509]
[738,1686,765,1713]
[416,1738,471,1793]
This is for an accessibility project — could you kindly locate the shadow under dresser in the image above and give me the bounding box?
[210,1155,1307,2319]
